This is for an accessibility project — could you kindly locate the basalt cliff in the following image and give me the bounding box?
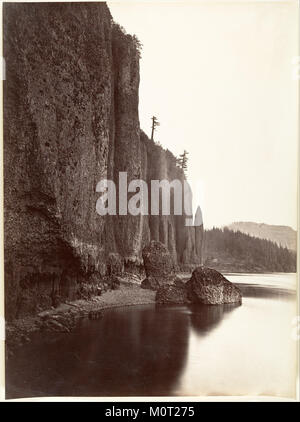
[4,2,203,320]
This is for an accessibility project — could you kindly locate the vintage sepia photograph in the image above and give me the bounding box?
[1,0,299,401]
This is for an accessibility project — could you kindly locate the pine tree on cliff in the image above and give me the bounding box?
[177,150,189,175]
[151,116,160,141]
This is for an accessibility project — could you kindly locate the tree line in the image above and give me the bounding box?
[203,227,296,273]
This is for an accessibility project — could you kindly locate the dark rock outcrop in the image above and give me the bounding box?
[107,253,124,276]
[4,2,203,320]
[141,241,186,290]
[38,313,76,333]
[156,266,242,305]
[142,240,175,278]
[156,284,189,304]
[141,276,162,290]
[186,267,242,305]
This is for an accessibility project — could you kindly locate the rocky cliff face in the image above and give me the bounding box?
[4,2,203,320]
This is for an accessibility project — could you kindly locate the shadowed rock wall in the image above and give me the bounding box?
[4,2,203,319]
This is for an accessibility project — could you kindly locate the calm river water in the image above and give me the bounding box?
[6,273,298,399]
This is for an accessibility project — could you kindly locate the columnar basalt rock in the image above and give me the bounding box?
[107,253,124,276]
[4,2,204,319]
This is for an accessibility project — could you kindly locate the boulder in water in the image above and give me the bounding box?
[186,266,242,305]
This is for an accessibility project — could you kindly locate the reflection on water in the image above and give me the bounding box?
[6,305,190,397]
[234,283,295,300]
[6,274,298,399]
[189,303,240,335]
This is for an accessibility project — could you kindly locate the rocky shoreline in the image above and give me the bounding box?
[6,280,156,358]
[6,241,243,358]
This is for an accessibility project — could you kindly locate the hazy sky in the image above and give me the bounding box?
[108,0,299,229]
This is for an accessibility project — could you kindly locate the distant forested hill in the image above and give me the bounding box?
[226,222,297,251]
[204,227,297,273]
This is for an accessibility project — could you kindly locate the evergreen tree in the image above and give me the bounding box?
[177,150,189,175]
[151,116,160,141]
